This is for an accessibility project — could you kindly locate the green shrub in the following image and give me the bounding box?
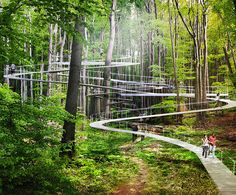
[182,117,196,127]
[152,98,176,113]
[0,85,70,193]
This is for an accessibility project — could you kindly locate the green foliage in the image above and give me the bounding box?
[0,0,109,81]
[150,64,165,82]
[152,97,176,113]
[182,117,196,127]
[175,125,192,133]
[133,139,219,194]
[67,128,138,194]
[0,85,70,193]
[0,86,138,194]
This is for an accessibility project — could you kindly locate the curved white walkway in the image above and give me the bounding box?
[3,62,236,194]
[90,99,236,194]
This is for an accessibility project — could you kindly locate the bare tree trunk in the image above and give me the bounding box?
[60,30,66,63]
[168,0,181,122]
[154,0,158,19]
[158,45,161,69]
[61,17,84,158]
[223,47,233,74]
[195,22,204,120]
[95,72,101,116]
[81,25,88,115]
[174,0,206,122]
[223,47,236,87]
[47,24,53,96]
[53,24,58,62]
[40,64,44,99]
[140,20,144,108]
[28,12,32,58]
[104,0,117,118]
[202,3,208,105]
[227,33,236,69]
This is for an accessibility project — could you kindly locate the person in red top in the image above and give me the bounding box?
[208,134,216,158]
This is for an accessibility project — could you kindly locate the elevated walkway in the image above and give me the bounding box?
[120,93,229,97]
[3,61,235,193]
[90,98,236,194]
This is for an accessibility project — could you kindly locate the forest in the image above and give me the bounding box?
[0,0,236,194]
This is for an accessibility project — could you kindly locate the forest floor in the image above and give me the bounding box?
[110,155,148,195]
[109,139,218,194]
[108,111,236,194]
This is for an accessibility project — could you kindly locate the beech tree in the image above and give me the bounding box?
[103,0,117,118]
[168,0,181,121]
[61,17,84,158]
[60,2,108,157]
[174,0,209,121]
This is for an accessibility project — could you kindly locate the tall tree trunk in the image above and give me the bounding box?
[195,10,204,120]
[174,0,206,122]
[104,0,117,118]
[80,25,88,115]
[223,46,236,87]
[53,24,58,61]
[202,3,208,106]
[60,30,66,63]
[61,17,84,158]
[140,20,144,108]
[227,33,236,69]
[168,0,181,122]
[47,24,53,96]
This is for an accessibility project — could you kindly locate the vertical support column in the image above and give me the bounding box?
[20,67,23,102]
[83,67,86,114]
[30,74,33,102]
[40,64,44,98]
[23,68,27,101]
[5,65,10,85]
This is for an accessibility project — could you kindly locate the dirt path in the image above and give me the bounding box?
[110,156,148,195]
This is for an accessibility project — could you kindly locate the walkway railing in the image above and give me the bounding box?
[3,62,236,193]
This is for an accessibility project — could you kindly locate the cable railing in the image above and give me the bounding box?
[3,61,236,186]
[89,100,218,121]
[160,131,236,175]
[103,119,236,176]
[216,149,236,175]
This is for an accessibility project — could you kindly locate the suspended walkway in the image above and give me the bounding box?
[90,98,236,194]
[4,61,236,194]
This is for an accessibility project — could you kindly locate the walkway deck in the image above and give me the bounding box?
[3,62,236,194]
[90,98,236,194]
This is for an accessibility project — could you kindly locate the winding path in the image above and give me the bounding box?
[90,98,236,194]
[4,62,236,194]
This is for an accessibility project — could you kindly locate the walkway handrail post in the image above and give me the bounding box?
[229,157,236,175]
[233,160,235,175]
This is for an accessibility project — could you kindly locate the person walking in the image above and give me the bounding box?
[10,64,16,74]
[202,135,209,158]
[209,134,216,158]
[215,93,220,107]
[131,124,138,142]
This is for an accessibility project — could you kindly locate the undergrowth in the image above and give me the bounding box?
[163,115,236,175]
[0,85,137,194]
[0,86,223,194]
[131,139,219,194]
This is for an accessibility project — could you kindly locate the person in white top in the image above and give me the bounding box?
[202,135,209,158]
[215,93,221,107]
[10,64,16,74]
